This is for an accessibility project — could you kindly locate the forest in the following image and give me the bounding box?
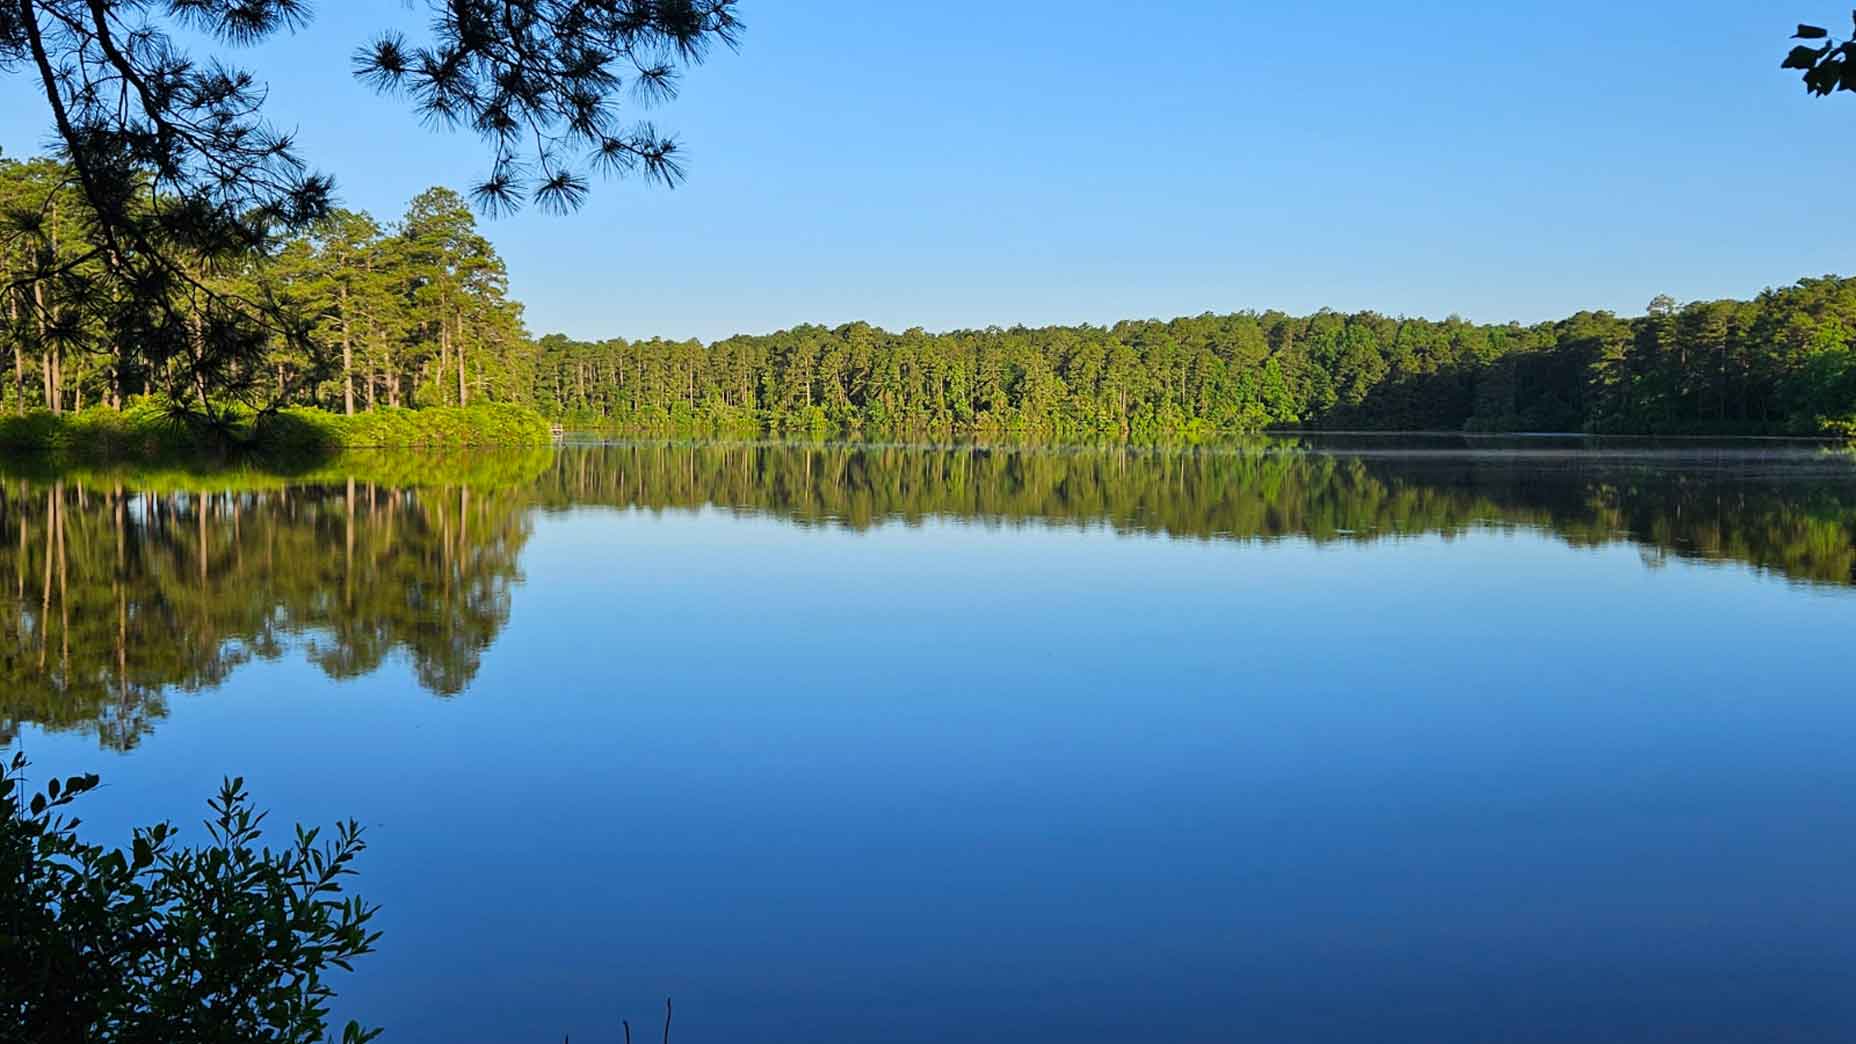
[533,282,1856,440]
[0,157,530,420]
[8,150,1856,441]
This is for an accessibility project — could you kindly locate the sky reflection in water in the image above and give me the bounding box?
[5,437,1855,1043]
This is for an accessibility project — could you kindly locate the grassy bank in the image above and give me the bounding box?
[0,400,554,456]
[0,446,556,492]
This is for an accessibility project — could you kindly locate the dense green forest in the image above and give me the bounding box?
[1,158,529,418]
[8,439,1855,749]
[9,149,1856,440]
[534,282,1856,439]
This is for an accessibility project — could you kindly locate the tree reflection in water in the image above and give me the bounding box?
[5,437,1854,749]
[0,472,533,749]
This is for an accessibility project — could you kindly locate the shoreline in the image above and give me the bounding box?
[0,402,556,457]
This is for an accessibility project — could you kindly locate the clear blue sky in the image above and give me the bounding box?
[3,1,1850,341]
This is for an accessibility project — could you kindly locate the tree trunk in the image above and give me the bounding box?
[34,280,55,413]
[438,320,451,406]
[45,199,62,413]
[186,261,211,412]
[340,284,354,415]
[7,277,20,415]
[455,313,468,407]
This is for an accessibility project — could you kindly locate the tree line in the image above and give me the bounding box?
[11,155,1856,440]
[535,279,1856,438]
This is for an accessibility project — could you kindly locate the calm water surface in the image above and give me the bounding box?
[5,435,1856,1042]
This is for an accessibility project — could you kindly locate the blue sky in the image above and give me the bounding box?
[2,1,1849,341]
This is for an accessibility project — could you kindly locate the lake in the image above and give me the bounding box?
[5,435,1856,1043]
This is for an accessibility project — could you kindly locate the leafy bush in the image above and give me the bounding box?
[0,401,554,455]
[1,753,380,1043]
[0,400,195,456]
[257,404,553,450]
[1822,416,1856,438]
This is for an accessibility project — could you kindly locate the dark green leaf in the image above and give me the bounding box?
[1805,58,1845,93]
[1784,44,1830,69]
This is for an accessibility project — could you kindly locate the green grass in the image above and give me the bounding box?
[0,400,554,456]
[259,403,554,450]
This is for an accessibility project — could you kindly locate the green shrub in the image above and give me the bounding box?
[0,401,554,456]
[1,753,380,1043]
[261,404,553,449]
[1817,415,1856,438]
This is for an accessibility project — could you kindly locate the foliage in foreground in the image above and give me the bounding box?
[1785,16,1856,95]
[0,400,553,455]
[1,753,378,1043]
[0,2,738,420]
